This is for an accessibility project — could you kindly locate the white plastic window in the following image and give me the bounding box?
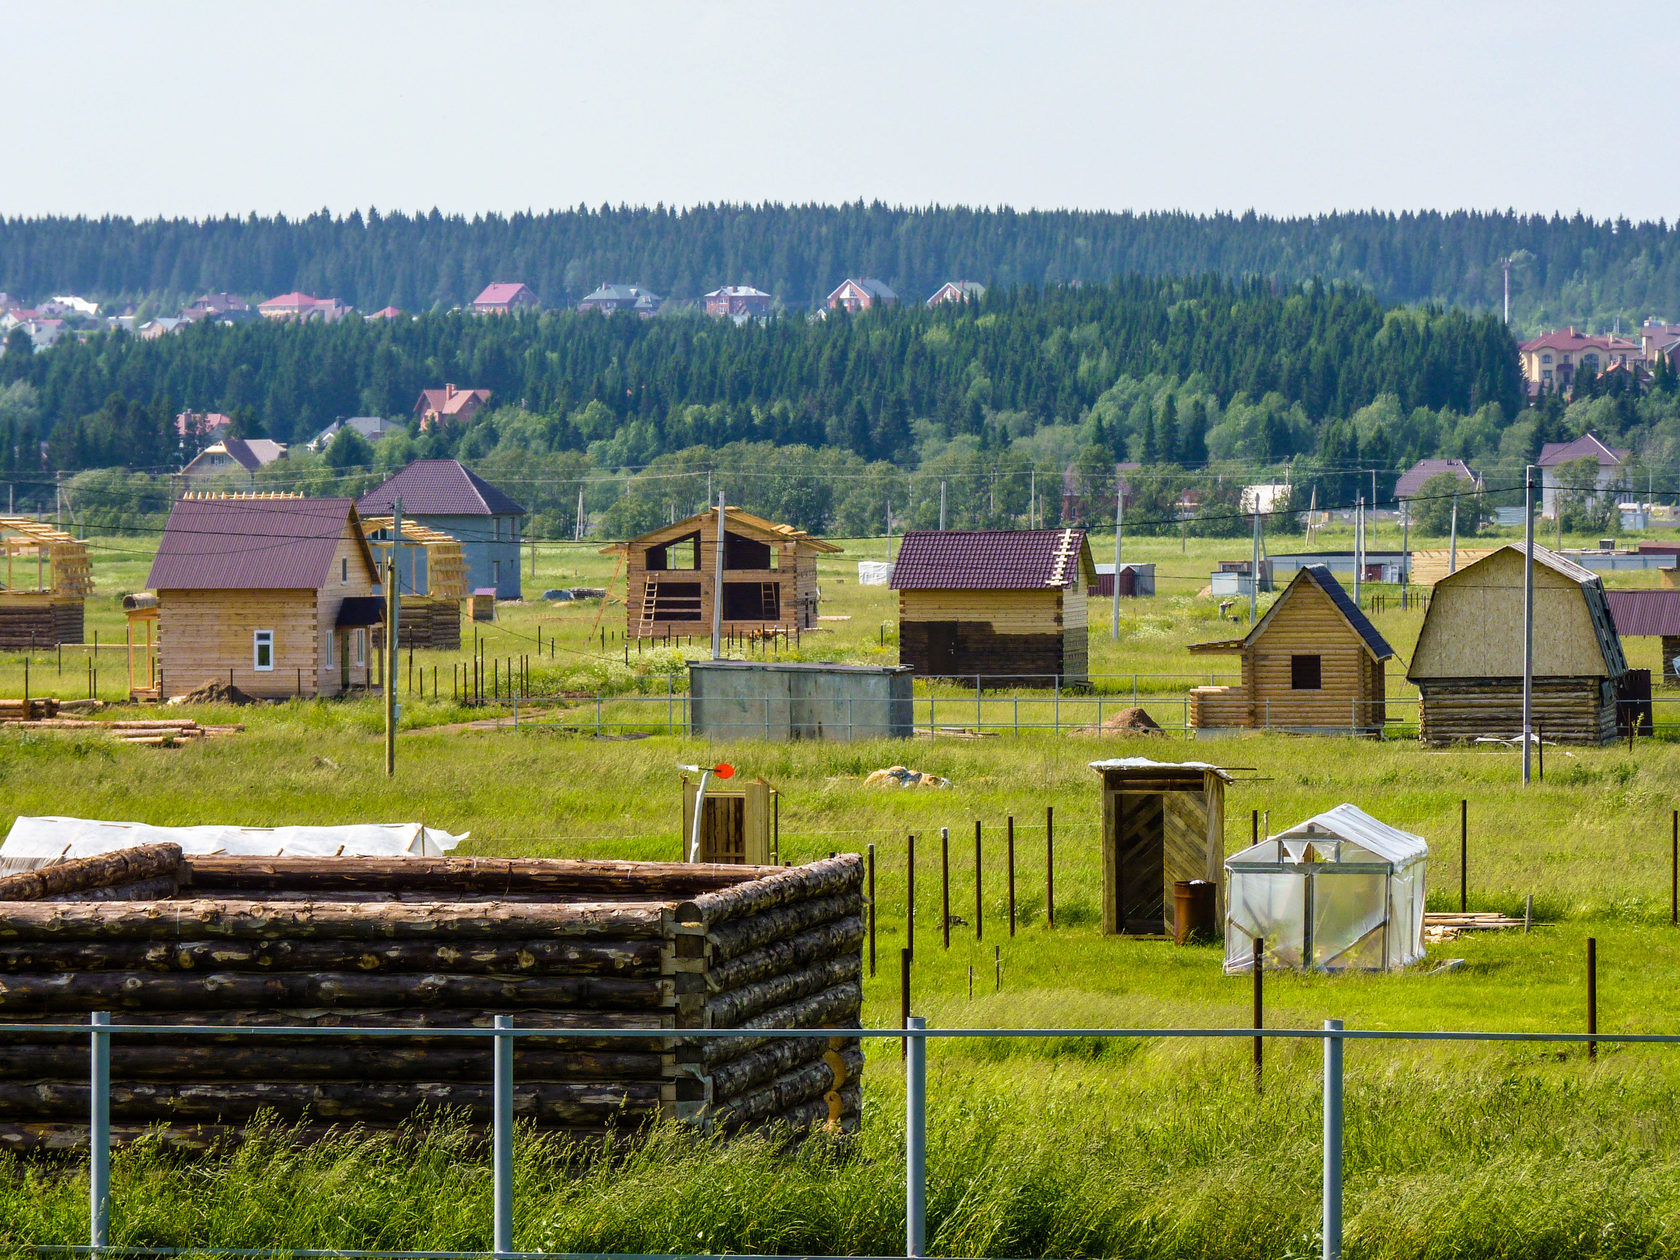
[324,631,335,669]
[354,628,366,667]
[253,630,274,671]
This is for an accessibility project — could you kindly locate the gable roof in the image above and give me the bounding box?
[146,497,376,591]
[1193,565,1394,661]
[1229,803,1427,867]
[413,386,491,417]
[828,277,897,304]
[608,505,842,554]
[1537,432,1629,467]
[183,438,287,473]
[1604,589,1680,637]
[889,529,1095,590]
[259,291,319,310]
[1394,458,1478,501]
[356,459,526,518]
[473,282,535,307]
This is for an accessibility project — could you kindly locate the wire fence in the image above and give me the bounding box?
[17,1013,1680,1260]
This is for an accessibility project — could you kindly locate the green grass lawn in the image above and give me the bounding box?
[4,523,1680,1257]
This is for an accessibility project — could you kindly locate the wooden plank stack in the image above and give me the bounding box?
[0,849,863,1151]
[0,717,243,745]
[0,697,59,721]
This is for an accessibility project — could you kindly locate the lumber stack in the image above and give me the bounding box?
[0,697,59,721]
[398,597,462,650]
[0,717,243,744]
[1416,677,1617,745]
[1422,911,1528,943]
[0,852,863,1150]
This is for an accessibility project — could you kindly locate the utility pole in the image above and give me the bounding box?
[1448,493,1459,574]
[1112,476,1123,640]
[1353,497,1363,607]
[55,471,63,529]
[939,481,946,530]
[1400,502,1409,602]
[384,498,402,778]
[1249,503,1260,624]
[711,492,726,659]
[1503,256,1512,325]
[575,486,585,541]
[1029,468,1036,529]
[1522,467,1536,784]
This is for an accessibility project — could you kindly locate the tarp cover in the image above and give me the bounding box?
[0,817,466,873]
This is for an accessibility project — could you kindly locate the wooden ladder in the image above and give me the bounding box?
[1047,529,1079,586]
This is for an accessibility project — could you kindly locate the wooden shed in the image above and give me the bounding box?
[682,776,779,865]
[1188,565,1395,734]
[1089,758,1231,935]
[362,516,466,649]
[1408,543,1628,744]
[607,507,841,640]
[890,529,1095,686]
[0,518,92,648]
[0,845,863,1149]
[142,494,383,700]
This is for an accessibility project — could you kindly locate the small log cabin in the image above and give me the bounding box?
[0,519,92,648]
[1188,565,1395,734]
[890,529,1095,685]
[1408,543,1628,744]
[139,494,383,699]
[606,507,841,639]
[362,517,466,649]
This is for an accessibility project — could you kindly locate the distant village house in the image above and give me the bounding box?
[471,282,540,315]
[177,438,288,489]
[258,292,352,322]
[926,281,985,307]
[356,459,527,599]
[704,286,773,319]
[1536,432,1627,520]
[1393,458,1479,503]
[413,384,491,429]
[577,284,663,316]
[826,278,897,313]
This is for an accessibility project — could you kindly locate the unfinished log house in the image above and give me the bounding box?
[1408,543,1628,744]
[890,529,1095,686]
[0,846,864,1150]
[608,508,841,640]
[140,494,383,700]
[1188,565,1395,734]
[363,517,466,649]
[1090,758,1231,935]
[0,519,92,648]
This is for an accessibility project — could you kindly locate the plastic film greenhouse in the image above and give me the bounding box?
[1224,803,1428,973]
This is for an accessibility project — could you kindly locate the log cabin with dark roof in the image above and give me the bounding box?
[889,529,1095,686]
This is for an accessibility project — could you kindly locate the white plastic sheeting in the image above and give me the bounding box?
[857,561,893,586]
[0,817,466,874]
[1224,803,1427,974]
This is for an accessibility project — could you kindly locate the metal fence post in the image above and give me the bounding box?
[89,1011,110,1254]
[905,1014,927,1258]
[493,1015,514,1259]
[1322,1018,1344,1260]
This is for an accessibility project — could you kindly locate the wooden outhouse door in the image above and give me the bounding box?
[1111,792,1167,934]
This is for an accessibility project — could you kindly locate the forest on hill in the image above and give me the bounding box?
[1,204,1678,330]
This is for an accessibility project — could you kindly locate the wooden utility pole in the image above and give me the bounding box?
[385,499,402,777]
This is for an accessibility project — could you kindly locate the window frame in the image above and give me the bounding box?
[354,628,366,667]
[324,629,335,669]
[253,630,275,672]
[341,556,349,585]
[1290,653,1322,691]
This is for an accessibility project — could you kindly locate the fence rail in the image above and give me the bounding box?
[15,1014,1680,1260]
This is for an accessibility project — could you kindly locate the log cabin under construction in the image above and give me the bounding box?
[0,519,92,648]
[606,507,841,639]
[0,845,864,1149]
[132,494,383,700]
[890,529,1095,686]
[1408,543,1629,744]
[362,516,466,649]
[1187,565,1395,734]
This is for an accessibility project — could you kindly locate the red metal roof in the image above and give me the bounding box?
[473,282,534,307]
[357,459,525,518]
[146,498,369,591]
[890,529,1091,590]
[1605,589,1680,637]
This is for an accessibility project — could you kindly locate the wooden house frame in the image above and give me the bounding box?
[0,518,92,648]
[362,517,466,649]
[1090,758,1231,935]
[606,507,841,639]
[1408,544,1628,745]
[1188,565,1395,734]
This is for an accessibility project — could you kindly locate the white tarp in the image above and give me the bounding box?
[0,817,466,874]
[857,561,892,586]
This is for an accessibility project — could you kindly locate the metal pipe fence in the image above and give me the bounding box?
[17,1014,1680,1260]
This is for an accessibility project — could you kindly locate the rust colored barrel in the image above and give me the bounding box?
[1173,879,1217,945]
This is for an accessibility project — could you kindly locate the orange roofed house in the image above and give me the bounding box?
[413,385,491,429]
[471,282,540,314]
[1519,328,1641,396]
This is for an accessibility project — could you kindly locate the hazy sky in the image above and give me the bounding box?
[7,1,1675,222]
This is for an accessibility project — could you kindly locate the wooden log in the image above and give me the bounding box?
[705,955,862,1027]
[699,982,864,1066]
[707,916,865,994]
[180,890,684,906]
[182,856,765,898]
[707,1034,831,1101]
[0,969,666,1013]
[0,1041,663,1083]
[711,1048,865,1130]
[0,843,182,902]
[0,898,669,942]
[0,935,664,976]
[0,1078,662,1125]
[0,1121,624,1155]
[681,855,862,928]
[706,893,862,962]
[41,876,178,903]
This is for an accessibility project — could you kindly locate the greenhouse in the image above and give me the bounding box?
[1224,803,1428,973]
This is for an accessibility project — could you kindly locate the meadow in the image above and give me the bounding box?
[3,521,1680,1257]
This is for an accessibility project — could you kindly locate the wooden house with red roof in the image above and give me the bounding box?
[137,494,382,700]
[605,507,841,640]
[412,385,492,429]
[471,282,540,314]
[889,529,1095,685]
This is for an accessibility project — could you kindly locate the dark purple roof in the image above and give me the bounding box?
[1394,459,1477,501]
[356,459,525,518]
[1537,433,1629,467]
[147,498,364,590]
[1605,590,1680,637]
[890,529,1091,590]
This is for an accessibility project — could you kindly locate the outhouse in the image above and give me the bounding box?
[1223,803,1427,973]
[681,776,779,865]
[1089,758,1232,935]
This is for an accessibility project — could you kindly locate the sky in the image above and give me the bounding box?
[5,1,1677,223]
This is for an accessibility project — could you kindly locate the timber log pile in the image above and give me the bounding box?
[1416,678,1616,745]
[399,597,462,650]
[0,851,863,1151]
[0,717,244,744]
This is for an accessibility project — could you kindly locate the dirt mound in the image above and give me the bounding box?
[1078,706,1164,736]
[174,679,262,706]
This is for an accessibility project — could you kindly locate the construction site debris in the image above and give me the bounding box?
[0,698,59,721]
[1081,706,1165,736]
[1422,911,1531,944]
[863,765,952,789]
[171,680,261,706]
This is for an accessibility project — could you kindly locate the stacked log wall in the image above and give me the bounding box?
[0,598,84,649]
[1416,677,1617,745]
[398,597,461,649]
[0,852,864,1150]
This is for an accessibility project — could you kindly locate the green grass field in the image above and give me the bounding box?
[4,523,1680,1257]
